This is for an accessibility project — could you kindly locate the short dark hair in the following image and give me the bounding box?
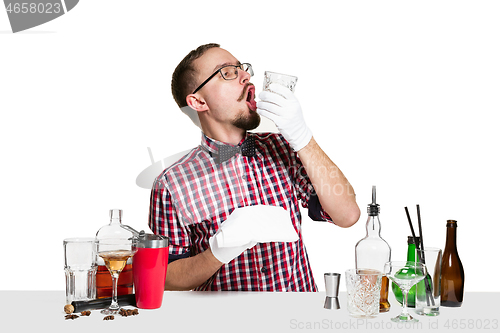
[171,43,220,108]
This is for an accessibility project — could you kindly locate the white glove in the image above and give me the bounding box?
[208,205,298,264]
[209,234,257,264]
[209,206,258,264]
[256,83,313,151]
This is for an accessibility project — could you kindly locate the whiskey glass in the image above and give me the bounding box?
[263,71,298,93]
[345,269,382,318]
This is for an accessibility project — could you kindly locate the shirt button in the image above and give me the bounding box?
[261,267,267,273]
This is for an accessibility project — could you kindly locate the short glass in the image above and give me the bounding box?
[263,71,298,93]
[345,269,382,318]
[63,238,97,304]
[415,248,442,316]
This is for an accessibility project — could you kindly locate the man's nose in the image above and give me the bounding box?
[239,69,251,84]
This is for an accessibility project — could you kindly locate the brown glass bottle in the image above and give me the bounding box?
[440,220,464,307]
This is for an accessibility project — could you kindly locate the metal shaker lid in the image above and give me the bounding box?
[137,231,169,249]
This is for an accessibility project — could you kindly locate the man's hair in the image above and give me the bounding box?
[171,43,220,108]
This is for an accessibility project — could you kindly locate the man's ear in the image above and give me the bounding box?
[186,94,209,112]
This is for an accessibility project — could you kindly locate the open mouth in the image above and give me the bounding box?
[245,85,257,111]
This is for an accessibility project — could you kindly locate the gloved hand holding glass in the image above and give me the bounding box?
[257,72,312,152]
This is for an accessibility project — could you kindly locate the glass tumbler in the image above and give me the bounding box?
[63,238,97,304]
[345,269,382,318]
[415,248,442,316]
[263,71,298,93]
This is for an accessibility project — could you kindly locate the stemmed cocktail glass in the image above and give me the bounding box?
[95,238,137,314]
[384,261,427,323]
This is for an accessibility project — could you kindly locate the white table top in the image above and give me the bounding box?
[2,290,497,332]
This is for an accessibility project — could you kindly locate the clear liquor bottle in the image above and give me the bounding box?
[355,186,392,313]
[95,209,135,298]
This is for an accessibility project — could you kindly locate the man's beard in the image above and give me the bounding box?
[232,109,261,131]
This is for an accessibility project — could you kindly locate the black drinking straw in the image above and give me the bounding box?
[416,205,426,262]
[404,207,417,243]
[404,206,434,306]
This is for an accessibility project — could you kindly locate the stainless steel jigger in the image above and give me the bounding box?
[324,273,341,310]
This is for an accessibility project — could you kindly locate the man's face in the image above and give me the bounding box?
[193,47,260,131]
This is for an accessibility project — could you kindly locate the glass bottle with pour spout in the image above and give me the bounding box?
[355,186,392,313]
[95,209,135,298]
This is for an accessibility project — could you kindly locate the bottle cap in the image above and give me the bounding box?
[407,236,421,246]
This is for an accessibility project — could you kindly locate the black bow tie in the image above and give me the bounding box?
[213,135,255,164]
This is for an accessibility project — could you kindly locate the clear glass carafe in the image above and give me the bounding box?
[355,186,392,312]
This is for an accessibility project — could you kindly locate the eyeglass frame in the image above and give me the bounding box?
[192,63,253,94]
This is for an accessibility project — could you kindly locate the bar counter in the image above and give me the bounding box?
[1,290,497,332]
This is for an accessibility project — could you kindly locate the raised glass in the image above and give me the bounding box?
[263,71,298,93]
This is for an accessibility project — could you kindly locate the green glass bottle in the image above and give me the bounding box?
[392,236,420,307]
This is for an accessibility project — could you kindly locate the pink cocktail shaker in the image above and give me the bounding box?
[133,233,169,309]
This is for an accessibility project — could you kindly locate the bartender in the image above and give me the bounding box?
[148,43,360,291]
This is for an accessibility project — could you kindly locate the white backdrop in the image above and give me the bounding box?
[1,0,498,291]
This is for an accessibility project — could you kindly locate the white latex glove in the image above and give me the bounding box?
[209,206,258,264]
[209,235,257,264]
[256,83,313,151]
[208,205,298,264]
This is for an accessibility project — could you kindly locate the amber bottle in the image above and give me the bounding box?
[440,220,465,307]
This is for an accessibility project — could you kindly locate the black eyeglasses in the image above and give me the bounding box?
[192,63,253,94]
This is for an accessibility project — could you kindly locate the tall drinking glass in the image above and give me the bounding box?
[415,248,442,316]
[95,238,137,314]
[63,238,97,304]
[384,261,427,323]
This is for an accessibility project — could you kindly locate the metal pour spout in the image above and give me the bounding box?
[120,225,145,238]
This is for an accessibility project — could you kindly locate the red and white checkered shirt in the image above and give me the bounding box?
[148,132,334,291]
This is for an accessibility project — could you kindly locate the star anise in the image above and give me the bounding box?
[103,315,114,321]
[65,314,79,320]
[119,308,139,317]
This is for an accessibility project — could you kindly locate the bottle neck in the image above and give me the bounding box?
[109,217,122,225]
[407,243,419,262]
[365,215,381,236]
[445,225,457,252]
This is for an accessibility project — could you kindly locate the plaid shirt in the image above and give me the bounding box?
[149,132,333,291]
